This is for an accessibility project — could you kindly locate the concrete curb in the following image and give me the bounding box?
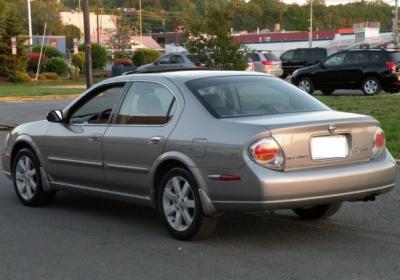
[0,94,79,103]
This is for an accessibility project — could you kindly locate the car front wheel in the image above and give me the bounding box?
[12,148,55,206]
[297,77,314,94]
[362,77,381,95]
[158,167,219,240]
[292,202,342,220]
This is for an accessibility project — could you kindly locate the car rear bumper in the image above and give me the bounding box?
[209,150,397,211]
[381,73,400,91]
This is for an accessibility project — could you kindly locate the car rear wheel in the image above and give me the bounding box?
[362,77,381,95]
[321,88,334,95]
[292,202,342,220]
[12,148,55,206]
[158,167,219,240]
[297,77,314,94]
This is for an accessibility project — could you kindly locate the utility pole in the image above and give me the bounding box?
[27,0,33,46]
[395,0,399,48]
[139,0,142,37]
[309,0,313,48]
[96,0,101,44]
[82,0,93,88]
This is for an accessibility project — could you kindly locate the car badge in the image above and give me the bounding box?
[328,124,336,133]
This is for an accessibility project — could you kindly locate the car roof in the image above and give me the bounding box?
[102,70,271,84]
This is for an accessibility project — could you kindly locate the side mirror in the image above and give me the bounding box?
[47,110,64,123]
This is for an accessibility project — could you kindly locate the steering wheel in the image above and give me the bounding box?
[96,108,112,122]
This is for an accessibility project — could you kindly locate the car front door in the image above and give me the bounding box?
[45,83,126,188]
[280,49,295,76]
[313,52,346,89]
[103,79,180,197]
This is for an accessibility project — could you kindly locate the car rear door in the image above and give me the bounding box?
[45,83,126,188]
[339,51,367,87]
[102,79,181,196]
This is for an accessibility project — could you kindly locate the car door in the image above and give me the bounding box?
[280,49,295,75]
[45,83,126,188]
[313,52,346,89]
[340,51,368,88]
[103,79,180,196]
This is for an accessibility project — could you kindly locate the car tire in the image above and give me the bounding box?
[321,88,334,95]
[292,202,342,220]
[157,167,219,240]
[362,77,381,96]
[12,148,56,207]
[297,77,314,94]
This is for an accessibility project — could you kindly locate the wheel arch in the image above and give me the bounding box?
[11,135,45,172]
[150,151,217,216]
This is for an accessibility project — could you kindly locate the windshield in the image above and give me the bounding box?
[186,76,329,118]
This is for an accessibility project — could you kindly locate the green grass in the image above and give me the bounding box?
[317,94,400,159]
[0,83,83,97]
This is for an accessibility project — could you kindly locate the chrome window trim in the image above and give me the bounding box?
[111,79,181,127]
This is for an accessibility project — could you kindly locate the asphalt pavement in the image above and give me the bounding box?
[0,99,399,280]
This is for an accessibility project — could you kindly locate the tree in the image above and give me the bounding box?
[108,11,135,57]
[79,43,107,69]
[63,25,82,51]
[0,5,28,77]
[186,2,247,70]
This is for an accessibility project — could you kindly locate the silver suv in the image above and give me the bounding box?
[136,52,201,72]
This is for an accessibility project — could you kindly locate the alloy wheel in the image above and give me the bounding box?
[162,176,196,231]
[15,156,38,200]
[298,79,311,93]
[364,79,378,95]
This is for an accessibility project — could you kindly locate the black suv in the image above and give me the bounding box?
[280,48,327,78]
[291,49,400,95]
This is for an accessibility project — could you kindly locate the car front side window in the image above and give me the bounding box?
[68,84,125,125]
[324,53,346,67]
[116,82,177,125]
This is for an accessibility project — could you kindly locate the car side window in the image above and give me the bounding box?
[293,49,307,60]
[157,55,171,64]
[281,50,294,60]
[324,53,346,66]
[68,84,125,125]
[344,52,367,65]
[170,55,185,64]
[116,82,177,125]
[249,53,261,62]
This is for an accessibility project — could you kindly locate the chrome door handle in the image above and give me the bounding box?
[89,133,102,142]
[149,136,164,145]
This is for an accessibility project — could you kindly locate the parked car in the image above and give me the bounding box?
[280,48,327,78]
[2,71,396,240]
[248,51,283,76]
[291,49,400,95]
[136,52,203,72]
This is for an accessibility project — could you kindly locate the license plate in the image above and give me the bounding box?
[311,135,349,160]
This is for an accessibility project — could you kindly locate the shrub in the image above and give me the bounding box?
[42,57,68,76]
[69,65,80,81]
[27,52,48,73]
[113,58,134,66]
[132,48,161,66]
[10,71,31,83]
[72,52,85,72]
[41,72,59,80]
[79,43,107,69]
[38,74,47,81]
[32,45,63,58]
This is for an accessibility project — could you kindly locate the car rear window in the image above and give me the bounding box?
[249,53,261,62]
[186,54,201,66]
[388,52,400,62]
[186,76,329,118]
[263,53,279,61]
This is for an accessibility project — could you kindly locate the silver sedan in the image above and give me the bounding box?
[2,71,397,240]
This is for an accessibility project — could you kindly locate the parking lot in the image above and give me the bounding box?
[0,99,399,280]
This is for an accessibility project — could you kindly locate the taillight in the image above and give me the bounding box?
[249,137,285,170]
[262,60,272,66]
[371,128,385,159]
[385,60,397,73]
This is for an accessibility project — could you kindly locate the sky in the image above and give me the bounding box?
[281,0,394,5]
